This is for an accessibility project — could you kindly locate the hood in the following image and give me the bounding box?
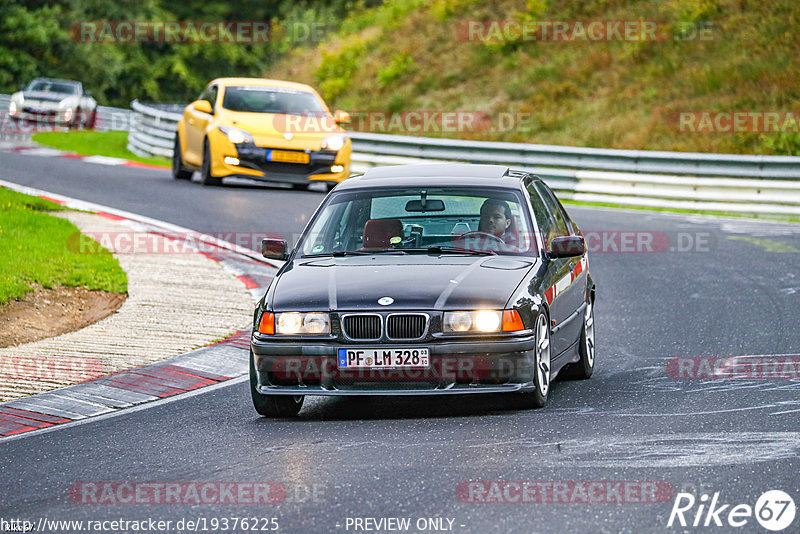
[21,91,72,103]
[270,255,536,312]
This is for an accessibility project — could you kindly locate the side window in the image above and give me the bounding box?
[533,182,569,241]
[198,86,218,111]
[526,182,553,246]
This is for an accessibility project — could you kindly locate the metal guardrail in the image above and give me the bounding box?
[127,100,182,158]
[126,100,800,215]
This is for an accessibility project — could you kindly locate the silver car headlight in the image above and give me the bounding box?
[321,134,347,151]
[218,126,254,144]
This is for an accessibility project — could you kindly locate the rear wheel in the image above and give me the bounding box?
[201,139,222,186]
[510,312,550,409]
[561,298,595,380]
[172,136,192,180]
[250,351,304,417]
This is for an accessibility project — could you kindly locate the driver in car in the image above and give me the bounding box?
[478,198,512,237]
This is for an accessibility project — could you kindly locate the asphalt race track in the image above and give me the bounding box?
[1,150,799,533]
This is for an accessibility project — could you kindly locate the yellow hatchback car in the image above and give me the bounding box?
[173,78,352,189]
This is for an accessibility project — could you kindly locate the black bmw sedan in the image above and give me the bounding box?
[250,163,595,416]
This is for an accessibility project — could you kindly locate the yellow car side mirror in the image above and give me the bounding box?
[333,110,350,124]
[193,100,213,114]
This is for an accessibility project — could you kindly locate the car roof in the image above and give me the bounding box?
[30,78,81,86]
[336,163,531,190]
[208,77,319,93]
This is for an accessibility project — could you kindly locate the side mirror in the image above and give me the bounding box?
[262,238,288,261]
[193,100,213,114]
[333,110,350,124]
[548,235,585,258]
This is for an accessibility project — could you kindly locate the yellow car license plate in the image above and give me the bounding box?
[268,150,309,164]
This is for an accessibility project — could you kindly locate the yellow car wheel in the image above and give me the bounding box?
[201,139,222,186]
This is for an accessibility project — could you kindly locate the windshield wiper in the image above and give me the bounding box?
[417,246,497,256]
[302,249,408,258]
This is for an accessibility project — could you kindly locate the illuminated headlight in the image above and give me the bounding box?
[275,312,331,335]
[63,108,74,121]
[330,165,344,173]
[223,156,240,166]
[9,101,17,115]
[443,310,503,333]
[218,126,254,144]
[321,134,347,151]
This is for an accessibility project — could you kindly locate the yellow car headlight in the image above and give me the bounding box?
[218,126,254,144]
[321,134,347,151]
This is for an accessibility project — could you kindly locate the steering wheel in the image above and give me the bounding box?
[456,231,505,248]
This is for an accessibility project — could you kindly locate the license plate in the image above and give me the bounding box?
[268,149,309,164]
[337,348,429,369]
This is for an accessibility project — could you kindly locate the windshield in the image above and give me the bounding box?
[26,80,80,94]
[222,86,326,114]
[297,187,537,257]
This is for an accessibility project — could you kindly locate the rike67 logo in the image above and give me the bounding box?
[667,490,795,531]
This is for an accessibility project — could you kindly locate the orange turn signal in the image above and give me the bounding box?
[502,310,525,332]
[258,312,275,334]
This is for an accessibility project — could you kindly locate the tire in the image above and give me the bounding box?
[560,298,595,380]
[510,312,550,409]
[250,351,304,417]
[172,136,193,180]
[201,139,222,186]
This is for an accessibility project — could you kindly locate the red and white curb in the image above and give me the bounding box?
[0,182,280,439]
[0,143,169,171]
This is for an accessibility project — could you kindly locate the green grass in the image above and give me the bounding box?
[31,130,170,167]
[0,188,128,304]
[266,0,800,155]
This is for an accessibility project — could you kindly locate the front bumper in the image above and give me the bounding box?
[216,143,349,183]
[251,335,537,396]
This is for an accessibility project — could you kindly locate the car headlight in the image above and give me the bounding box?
[9,101,17,114]
[259,312,331,335]
[443,310,524,333]
[218,126,254,144]
[321,134,347,151]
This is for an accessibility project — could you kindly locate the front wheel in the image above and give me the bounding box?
[250,351,304,417]
[510,312,550,409]
[201,139,222,186]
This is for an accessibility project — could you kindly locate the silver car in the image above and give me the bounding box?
[8,78,97,128]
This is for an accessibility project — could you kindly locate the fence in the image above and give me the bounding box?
[8,95,800,216]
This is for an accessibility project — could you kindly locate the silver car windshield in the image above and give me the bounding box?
[27,80,81,94]
[298,187,537,256]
